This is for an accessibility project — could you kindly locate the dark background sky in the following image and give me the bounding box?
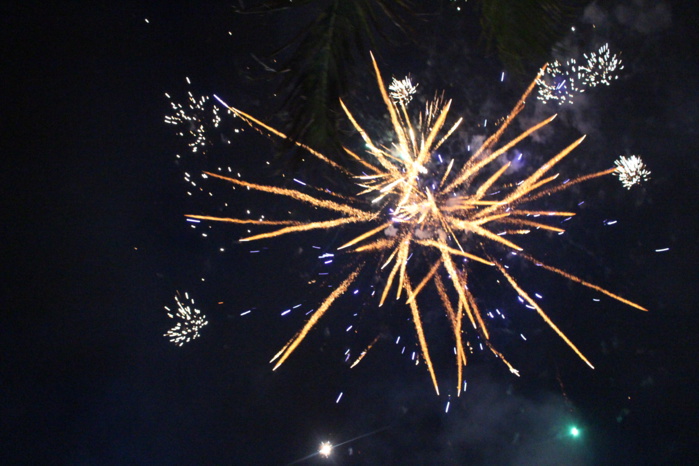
[2,1,698,464]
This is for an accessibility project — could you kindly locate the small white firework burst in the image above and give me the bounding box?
[536,59,578,104]
[164,78,224,153]
[389,76,418,105]
[614,155,651,189]
[578,43,623,88]
[164,291,208,346]
[537,43,623,105]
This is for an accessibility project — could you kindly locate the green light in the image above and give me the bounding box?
[570,426,580,437]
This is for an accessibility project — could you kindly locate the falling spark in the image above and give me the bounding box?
[350,335,381,368]
[164,291,208,346]
[190,54,647,395]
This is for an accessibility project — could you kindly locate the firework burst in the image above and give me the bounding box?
[537,43,623,105]
[614,155,651,189]
[188,54,647,395]
[164,291,208,346]
[164,78,228,154]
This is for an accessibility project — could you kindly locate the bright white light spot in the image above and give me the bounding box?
[319,441,333,457]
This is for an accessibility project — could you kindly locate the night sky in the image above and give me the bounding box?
[2,1,698,464]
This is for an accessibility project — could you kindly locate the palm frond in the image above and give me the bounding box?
[476,0,582,74]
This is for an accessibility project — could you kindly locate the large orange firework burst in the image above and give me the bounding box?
[188,54,647,395]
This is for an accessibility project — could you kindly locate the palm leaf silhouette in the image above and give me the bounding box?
[236,0,578,172]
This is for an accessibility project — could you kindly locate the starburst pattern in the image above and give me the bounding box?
[164,291,208,346]
[189,54,646,395]
[164,78,225,153]
[614,155,651,189]
[389,76,418,105]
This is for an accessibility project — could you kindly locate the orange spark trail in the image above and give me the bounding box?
[271,265,364,370]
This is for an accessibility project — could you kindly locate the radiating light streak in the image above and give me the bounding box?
[192,54,648,394]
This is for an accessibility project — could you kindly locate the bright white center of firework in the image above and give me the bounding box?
[318,441,333,457]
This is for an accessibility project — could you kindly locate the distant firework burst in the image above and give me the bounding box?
[164,77,227,154]
[164,291,208,346]
[537,43,623,105]
[614,155,651,189]
[187,54,647,395]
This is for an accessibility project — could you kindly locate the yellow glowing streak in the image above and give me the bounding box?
[240,217,371,243]
[351,237,396,253]
[484,340,519,376]
[474,161,511,201]
[510,136,586,198]
[496,217,566,233]
[350,335,381,369]
[379,240,410,306]
[440,251,480,333]
[338,222,393,250]
[460,270,491,340]
[494,261,595,368]
[271,265,363,370]
[517,252,648,312]
[415,239,493,266]
[224,105,348,174]
[406,259,442,304]
[404,278,440,394]
[520,168,617,204]
[434,274,466,394]
[185,214,297,226]
[514,210,577,216]
[449,220,524,252]
[203,171,369,218]
[341,99,400,176]
[370,51,411,156]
